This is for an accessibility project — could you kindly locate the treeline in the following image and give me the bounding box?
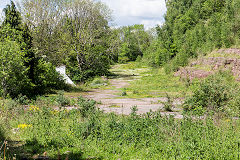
[0,1,65,98]
[143,0,240,72]
[19,0,153,81]
[20,0,116,82]
[0,0,153,98]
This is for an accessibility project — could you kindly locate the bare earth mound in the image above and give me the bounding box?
[175,48,240,81]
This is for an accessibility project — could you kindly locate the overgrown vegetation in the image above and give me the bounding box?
[20,0,118,82]
[184,71,240,116]
[2,0,240,159]
[1,96,240,159]
[143,0,240,72]
[118,25,152,63]
[125,68,192,98]
[0,1,65,98]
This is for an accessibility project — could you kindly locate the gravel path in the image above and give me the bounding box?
[83,74,184,118]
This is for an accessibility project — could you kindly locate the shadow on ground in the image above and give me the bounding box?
[6,139,102,160]
[108,72,138,80]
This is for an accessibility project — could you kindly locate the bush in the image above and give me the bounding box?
[0,40,32,98]
[161,93,174,112]
[77,96,97,118]
[33,58,66,95]
[184,71,240,116]
[89,77,108,88]
[55,91,71,107]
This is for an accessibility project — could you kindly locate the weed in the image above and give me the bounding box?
[89,77,109,88]
[15,94,30,105]
[77,96,97,118]
[121,88,127,96]
[130,105,138,117]
[125,68,191,98]
[109,105,121,108]
[2,98,240,159]
[132,90,139,94]
[161,93,174,112]
[55,91,71,107]
[184,71,240,116]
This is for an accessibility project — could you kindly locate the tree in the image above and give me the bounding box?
[21,0,115,81]
[0,1,65,97]
[118,25,151,63]
[0,40,31,97]
[2,1,22,30]
[143,0,240,72]
[1,1,35,83]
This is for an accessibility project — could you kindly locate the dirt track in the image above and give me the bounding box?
[83,72,183,118]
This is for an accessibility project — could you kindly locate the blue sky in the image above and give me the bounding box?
[0,0,16,19]
[0,0,12,10]
[0,0,167,29]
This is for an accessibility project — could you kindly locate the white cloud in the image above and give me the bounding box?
[0,0,21,22]
[100,0,167,29]
[0,0,9,22]
[0,0,167,29]
[141,19,163,29]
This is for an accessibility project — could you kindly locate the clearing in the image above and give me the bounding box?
[80,63,185,118]
[73,48,240,117]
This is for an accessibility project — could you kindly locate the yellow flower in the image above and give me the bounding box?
[51,110,59,115]
[29,105,40,111]
[18,124,32,129]
[225,119,231,122]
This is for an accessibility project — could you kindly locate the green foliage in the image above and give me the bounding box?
[143,0,240,71]
[77,96,97,118]
[89,76,108,88]
[15,94,30,105]
[184,71,240,116]
[0,1,66,98]
[55,91,71,107]
[21,0,116,82]
[0,40,31,98]
[121,89,127,96]
[118,25,151,63]
[161,93,174,112]
[33,58,66,95]
[2,1,21,30]
[4,97,240,159]
[125,67,191,98]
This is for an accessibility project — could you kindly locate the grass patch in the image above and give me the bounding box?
[109,104,121,108]
[193,64,213,71]
[110,62,151,79]
[207,50,240,58]
[88,76,109,89]
[2,96,240,159]
[125,68,192,98]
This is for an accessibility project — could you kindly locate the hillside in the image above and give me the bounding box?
[175,48,240,81]
[143,0,240,72]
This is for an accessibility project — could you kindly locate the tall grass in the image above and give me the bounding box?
[2,95,240,159]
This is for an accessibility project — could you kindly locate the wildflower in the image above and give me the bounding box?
[18,124,32,129]
[50,110,59,115]
[225,119,231,122]
[29,105,40,111]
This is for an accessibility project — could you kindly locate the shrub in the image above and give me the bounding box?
[77,96,97,118]
[55,91,71,107]
[184,71,240,116]
[161,93,174,112]
[33,58,66,95]
[121,90,127,96]
[0,40,32,98]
